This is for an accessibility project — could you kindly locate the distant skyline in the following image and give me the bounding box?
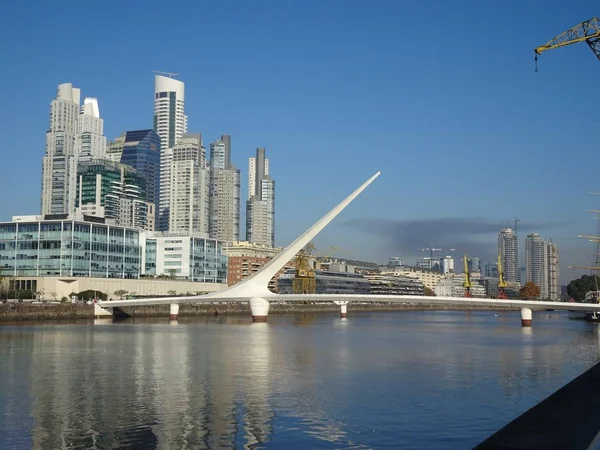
[0,0,599,283]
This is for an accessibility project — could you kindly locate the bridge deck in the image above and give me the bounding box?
[475,360,600,449]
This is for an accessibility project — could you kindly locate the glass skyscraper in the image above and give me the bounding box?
[120,129,161,215]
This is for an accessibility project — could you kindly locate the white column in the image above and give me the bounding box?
[520,307,532,327]
[170,303,179,321]
[334,301,349,318]
[249,297,270,322]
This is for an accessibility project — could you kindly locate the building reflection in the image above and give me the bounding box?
[6,314,600,449]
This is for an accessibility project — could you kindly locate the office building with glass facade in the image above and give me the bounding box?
[120,129,161,214]
[0,217,228,284]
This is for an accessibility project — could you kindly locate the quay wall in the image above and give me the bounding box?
[0,302,519,322]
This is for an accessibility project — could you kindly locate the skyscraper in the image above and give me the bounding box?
[525,233,560,300]
[161,133,210,234]
[119,130,161,220]
[498,228,519,284]
[76,98,106,162]
[75,159,153,231]
[209,138,240,243]
[246,148,275,247]
[153,74,187,150]
[41,83,107,215]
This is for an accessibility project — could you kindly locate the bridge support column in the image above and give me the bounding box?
[249,297,269,322]
[170,303,179,321]
[94,303,113,318]
[520,307,532,327]
[333,301,349,318]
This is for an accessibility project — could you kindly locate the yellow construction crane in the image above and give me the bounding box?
[535,17,600,71]
[497,252,508,299]
[314,246,343,270]
[292,242,316,294]
[463,254,472,298]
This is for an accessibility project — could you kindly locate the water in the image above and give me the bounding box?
[1,310,599,449]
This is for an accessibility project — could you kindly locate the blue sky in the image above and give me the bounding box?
[0,0,598,283]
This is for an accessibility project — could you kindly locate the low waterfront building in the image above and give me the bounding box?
[380,267,444,290]
[224,241,286,291]
[0,216,228,293]
[366,274,424,296]
[277,269,371,295]
[433,273,486,297]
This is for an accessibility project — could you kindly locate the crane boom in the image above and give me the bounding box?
[535,17,600,69]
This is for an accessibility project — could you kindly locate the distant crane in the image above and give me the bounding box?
[152,70,179,79]
[534,17,600,71]
[497,251,508,299]
[501,218,521,236]
[463,254,472,298]
[421,246,456,272]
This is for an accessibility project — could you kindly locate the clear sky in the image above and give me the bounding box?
[0,0,598,283]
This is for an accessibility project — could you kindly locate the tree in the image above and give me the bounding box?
[167,269,178,279]
[167,290,177,296]
[75,290,107,301]
[567,275,600,302]
[520,282,541,300]
[424,286,436,296]
[114,289,128,300]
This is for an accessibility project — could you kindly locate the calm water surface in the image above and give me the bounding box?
[1,310,599,449]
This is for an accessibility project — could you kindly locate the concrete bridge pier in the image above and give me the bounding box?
[169,303,179,321]
[94,303,113,318]
[520,307,533,327]
[249,297,270,322]
[333,301,349,318]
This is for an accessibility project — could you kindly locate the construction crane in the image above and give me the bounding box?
[534,17,600,71]
[501,218,521,236]
[463,254,472,298]
[497,251,508,299]
[421,246,456,272]
[314,246,343,270]
[292,242,316,294]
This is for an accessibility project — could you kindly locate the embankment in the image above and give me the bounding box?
[0,302,518,322]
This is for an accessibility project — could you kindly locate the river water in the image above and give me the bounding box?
[0,310,599,449]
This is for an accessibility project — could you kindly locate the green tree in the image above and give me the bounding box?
[167,269,178,279]
[520,282,541,300]
[75,290,108,301]
[114,289,128,300]
[567,275,600,302]
[167,290,177,296]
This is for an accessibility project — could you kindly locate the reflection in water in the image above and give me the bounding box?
[1,311,600,449]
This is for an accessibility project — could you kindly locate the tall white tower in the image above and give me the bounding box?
[246,148,275,247]
[208,138,240,243]
[77,97,106,161]
[163,134,209,235]
[498,228,519,284]
[41,83,80,215]
[41,84,108,215]
[153,73,187,150]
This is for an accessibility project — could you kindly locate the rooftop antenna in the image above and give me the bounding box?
[153,70,179,79]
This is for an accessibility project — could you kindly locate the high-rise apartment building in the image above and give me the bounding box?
[498,228,519,284]
[153,74,187,150]
[106,135,125,163]
[525,233,559,300]
[76,98,106,162]
[41,83,107,215]
[467,257,481,273]
[75,159,154,231]
[208,138,240,243]
[162,134,210,234]
[119,130,161,218]
[246,148,275,247]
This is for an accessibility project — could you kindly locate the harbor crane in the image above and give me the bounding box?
[463,254,472,298]
[534,17,600,71]
[497,252,508,299]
